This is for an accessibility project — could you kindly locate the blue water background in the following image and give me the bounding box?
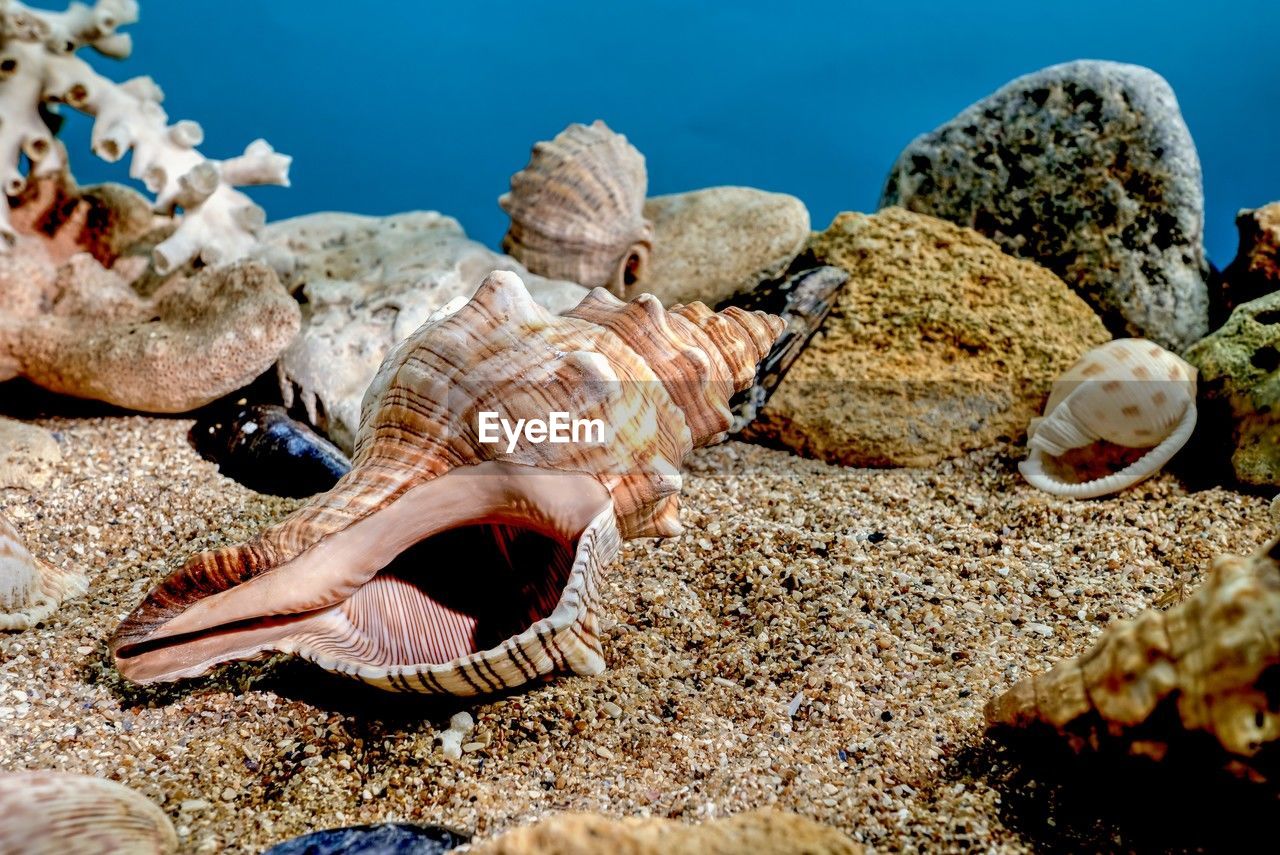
[49,0,1280,265]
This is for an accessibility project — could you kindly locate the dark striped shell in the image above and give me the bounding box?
[500,121,653,297]
[110,270,782,695]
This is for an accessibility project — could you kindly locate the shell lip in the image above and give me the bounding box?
[1020,401,1198,499]
[110,460,617,687]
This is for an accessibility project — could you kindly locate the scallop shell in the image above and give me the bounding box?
[1,510,87,631]
[0,771,178,855]
[986,538,1280,777]
[1019,338,1198,498]
[109,270,783,695]
[500,121,654,297]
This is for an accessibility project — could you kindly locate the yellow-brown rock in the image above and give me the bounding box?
[747,208,1110,467]
[471,811,861,855]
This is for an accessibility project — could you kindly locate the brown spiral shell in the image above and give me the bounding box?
[500,120,654,297]
[986,537,1280,776]
[110,270,782,696]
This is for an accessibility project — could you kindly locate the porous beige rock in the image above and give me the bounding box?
[256,211,589,451]
[641,186,809,307]
[746,208,1110,467]
[0,417,62,490]
[0,238,299,412]
[471,810,861,855]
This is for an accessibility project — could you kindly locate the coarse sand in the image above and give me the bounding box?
[0,414,1272,853]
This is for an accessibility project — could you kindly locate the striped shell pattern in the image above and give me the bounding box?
[1019,338,1198,499]
[500,121,653,297]
[0,771,177,855]
[109,270,783,696]
[1,510,87,631]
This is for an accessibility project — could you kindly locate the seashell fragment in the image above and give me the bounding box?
[1019,338,1197,498]
[501,121,654,297]
[0,771,177,854]
[986,538,1280,777]
[1,510,86,631]
[191,403,351,498]
[109,270,783,695]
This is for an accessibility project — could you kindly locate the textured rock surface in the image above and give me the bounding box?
[747,209,1110,467]
[0,245,299,413]
[256,211,589,452]
[0,418,61,491]
[471,811,861,855]
[641,187,810,307]
[1185,290,1280,485]
[881,60,1209,351]
[1212,203,1280,327]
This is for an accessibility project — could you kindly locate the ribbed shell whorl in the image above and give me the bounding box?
[354,270,783,539]
[500,121,653,297]
[114,271,782,643]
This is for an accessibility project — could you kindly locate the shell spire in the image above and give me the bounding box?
[986,538,1280,772]
[110,270,783,696]
[500,121,654,297]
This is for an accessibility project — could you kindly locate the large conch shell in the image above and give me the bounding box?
[0,771,177,855]
[986,538,1280,776]
[500,121,653,297]
[1,510,87,631]
[1019,338,1198,498]
[110,270,782,695]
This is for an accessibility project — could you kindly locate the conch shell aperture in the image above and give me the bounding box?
[1019,338,1198,498]
[109,271,783,695]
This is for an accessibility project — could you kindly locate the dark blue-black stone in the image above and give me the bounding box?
[261,822,469,855]
[191,404,351,498]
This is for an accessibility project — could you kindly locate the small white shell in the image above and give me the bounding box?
[1,511,87,631]
[1019,338,1198,498]
[0,771,177,855]
[500,120,653,297]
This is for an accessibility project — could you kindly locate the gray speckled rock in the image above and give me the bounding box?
[881,60,1209,351]
[640,186,809,307]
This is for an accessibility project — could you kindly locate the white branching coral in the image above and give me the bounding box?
[0,0,290,273]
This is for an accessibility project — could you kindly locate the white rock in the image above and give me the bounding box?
[257,211,589,452]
